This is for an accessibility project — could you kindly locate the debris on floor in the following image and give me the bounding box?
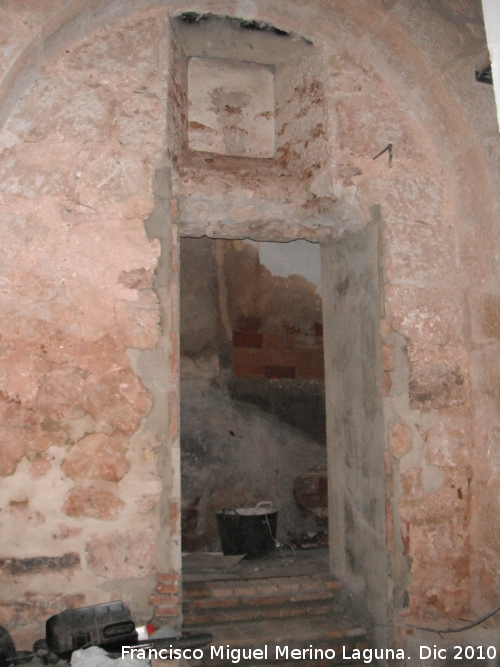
[289,530,329,549]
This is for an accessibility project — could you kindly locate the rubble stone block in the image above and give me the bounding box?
[136,494,160,514]
[36,367,86,421]
[116,93,164,159]
[408,345,470,411]
[73,147,155,218]
[119,268,154,290]
[62,433,130,482]
[336,94,424,162]
[63,486,125,521]
[54,524,82,540]
[0,349,50,404]
[67,218,160,277]
[406,521,470,616]
[0,139,74,202]
[400,467,471,527]
[391,421,412,460]
[388,1,468,67]
[83,367,151,435]
[0,434,31,477]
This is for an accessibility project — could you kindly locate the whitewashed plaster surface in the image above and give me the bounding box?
[188,57,275,157]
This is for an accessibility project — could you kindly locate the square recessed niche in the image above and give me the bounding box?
[187,57,275,159]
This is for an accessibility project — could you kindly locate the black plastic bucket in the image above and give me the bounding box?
[216,502,277,559]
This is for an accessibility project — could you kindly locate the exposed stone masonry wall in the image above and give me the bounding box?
[0,10,173,642]
[327,51,474,621]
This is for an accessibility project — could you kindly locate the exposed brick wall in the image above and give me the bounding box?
[225,243,324,381]
[233,318,324,380]
[149,573,181,627]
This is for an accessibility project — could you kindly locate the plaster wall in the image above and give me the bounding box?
[322,213,386,648]
[187,57,275,158]
[0,0,499,655]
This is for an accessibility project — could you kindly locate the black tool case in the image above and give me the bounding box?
[45,601,137,655]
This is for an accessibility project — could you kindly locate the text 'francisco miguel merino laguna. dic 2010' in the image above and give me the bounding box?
[122,644,407,664]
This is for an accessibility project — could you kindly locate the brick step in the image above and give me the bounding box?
[183,597,343,626]
[186,614,369,666]
[182,573,343,626]
[183,573,342,602]
[182,573,345,627]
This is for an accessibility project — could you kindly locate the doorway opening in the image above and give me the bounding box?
[168,10,387,645]
[179,236,328,561]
